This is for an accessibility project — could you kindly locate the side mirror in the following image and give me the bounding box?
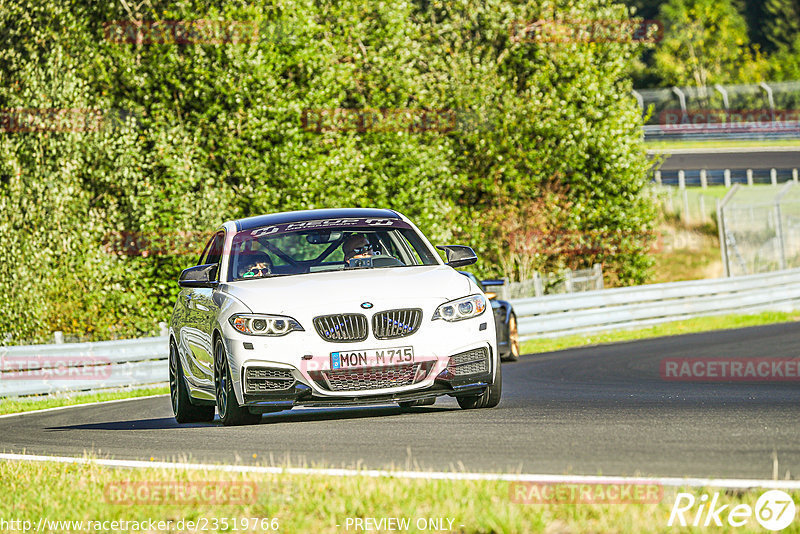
[436,245,478,268]
[179,263,219,288]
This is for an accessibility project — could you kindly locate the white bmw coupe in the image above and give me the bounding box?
[169,208,501,425]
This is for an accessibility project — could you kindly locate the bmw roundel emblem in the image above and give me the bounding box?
[361,302,374,309]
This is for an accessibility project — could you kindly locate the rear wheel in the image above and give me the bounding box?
[169,342,214,423]
[214,338,261,426]
[457,359,502,409]
[502,313,520,362]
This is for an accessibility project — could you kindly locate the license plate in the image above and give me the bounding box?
[331,346,414,370]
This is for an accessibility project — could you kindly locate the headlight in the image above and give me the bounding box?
[229,314,304,336]
[432,294,487,322]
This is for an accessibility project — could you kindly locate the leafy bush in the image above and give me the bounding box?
[0,0,654,343]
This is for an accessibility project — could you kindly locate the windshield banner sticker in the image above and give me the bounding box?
[249,218,411,238]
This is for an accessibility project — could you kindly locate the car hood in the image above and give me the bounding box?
[222,265,472,316]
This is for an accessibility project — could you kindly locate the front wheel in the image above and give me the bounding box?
[170,342,215,423]
[214,338,261,426]
[502,313,520,362]
[457,359,502,409]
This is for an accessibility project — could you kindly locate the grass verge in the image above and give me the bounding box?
[650,246,721,283]
[0,385,168,416]
[650,219,722,283]
[646,139,800,150]
[0,458,796,533]
[521,311,800,355]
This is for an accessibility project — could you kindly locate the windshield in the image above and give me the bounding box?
[227,217,440,281]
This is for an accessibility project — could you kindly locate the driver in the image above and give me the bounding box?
[239,251,273,279]
[342,233,377,262]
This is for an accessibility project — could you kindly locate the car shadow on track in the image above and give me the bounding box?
[45,417,195,431]
[44,406,456,431]
[258,405,455,425]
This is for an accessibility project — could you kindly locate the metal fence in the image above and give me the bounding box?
[4,267,800,397]
[653,167,800,189]
[511,267,800,340]
[654,185,717,225]
[635,81,800,141]
[718,182,800,277]
[497,264,603,299]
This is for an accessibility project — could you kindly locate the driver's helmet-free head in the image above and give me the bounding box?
[343,233,376,261]
[239,251,273,278]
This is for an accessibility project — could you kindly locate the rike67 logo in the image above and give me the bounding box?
[669,490,796,531]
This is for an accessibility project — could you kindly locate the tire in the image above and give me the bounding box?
[502,313,520,362]
[170,342,215,423]
[399,397,436,408]
[214,337,261,426]
[457,358,502,409]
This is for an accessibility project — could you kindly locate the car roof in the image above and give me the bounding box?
[231,208,402,232]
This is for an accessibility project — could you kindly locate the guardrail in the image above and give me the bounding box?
[510,267,800,340]
[0,336,167,397]
[635,80,800,141]
[4,268,800,396]
[643,124,800,142]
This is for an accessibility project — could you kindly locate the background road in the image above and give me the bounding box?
[651,148,800,170]
[2,323,799,479]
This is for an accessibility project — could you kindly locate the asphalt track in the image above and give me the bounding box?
[1,322,799,480]
[652,147,800,170]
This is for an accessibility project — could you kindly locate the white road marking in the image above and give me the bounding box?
[0,452,799,490]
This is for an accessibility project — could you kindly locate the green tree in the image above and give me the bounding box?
[768,34,800,79]
[654,0,766,86]
[764,0,800,50]
[0,0,656,342]
[763,0,800,80]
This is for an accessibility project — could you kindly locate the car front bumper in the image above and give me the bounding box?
[222,312,498,406]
